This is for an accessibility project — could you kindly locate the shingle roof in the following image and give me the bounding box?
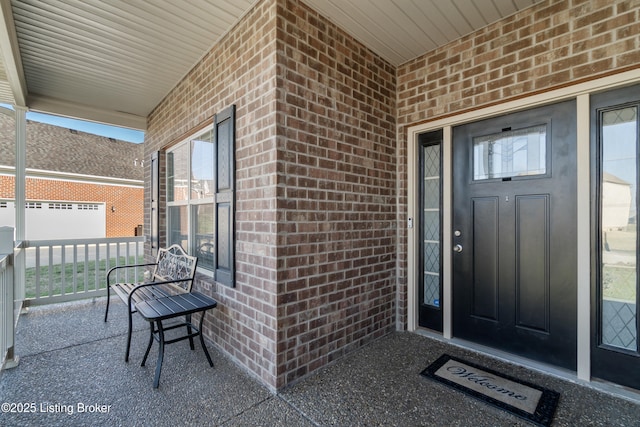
[0,113,144,181]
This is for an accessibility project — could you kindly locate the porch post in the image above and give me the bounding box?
[3,105,27,369]
[13,105,26,302]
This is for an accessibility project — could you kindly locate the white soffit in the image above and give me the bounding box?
[304,0,542,66]
[9,0,257,128]
[0,0,541,129]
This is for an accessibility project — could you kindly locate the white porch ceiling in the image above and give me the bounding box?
[0,0,540,130]
[305,0,541,67]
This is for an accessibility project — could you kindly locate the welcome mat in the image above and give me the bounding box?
[421,354,559,426]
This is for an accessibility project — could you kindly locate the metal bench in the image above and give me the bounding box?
[104,244,198,362]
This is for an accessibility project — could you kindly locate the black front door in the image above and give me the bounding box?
[452,100,577,370]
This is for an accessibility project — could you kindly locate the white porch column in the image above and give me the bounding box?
[3,105,27,369]
[13,106,26,302]
[14,106,25,241]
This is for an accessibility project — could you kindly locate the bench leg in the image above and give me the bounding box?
[141,321,154,367]
[186,314,194,350]
[199,311,214,368]
[153,320,165,388]
[104,285,111,322]
[125,308,133,362]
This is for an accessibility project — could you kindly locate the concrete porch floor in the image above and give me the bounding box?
[1,298,639,426]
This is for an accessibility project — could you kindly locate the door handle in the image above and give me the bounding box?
[453,244,463,253]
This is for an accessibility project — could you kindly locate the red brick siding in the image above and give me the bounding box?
[0,176,14,198]
[394,0,640,326]
[1,175,143,237]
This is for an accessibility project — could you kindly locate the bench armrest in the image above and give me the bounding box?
[107,262,157,284]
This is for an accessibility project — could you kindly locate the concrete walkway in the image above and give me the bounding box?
[1,298,639,426]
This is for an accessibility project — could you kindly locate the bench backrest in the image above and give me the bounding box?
[152,245,198,292]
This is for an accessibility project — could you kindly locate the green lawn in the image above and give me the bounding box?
[25,255,144,299]
[603,265,637,302]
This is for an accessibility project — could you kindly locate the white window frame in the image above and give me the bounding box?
[166,125,215,277]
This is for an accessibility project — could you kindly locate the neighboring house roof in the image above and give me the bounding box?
[603,172,631,186]
[0,113,144,181]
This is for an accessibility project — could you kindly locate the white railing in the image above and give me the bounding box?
[0,251,14,369]
[0,226,17,370]
[23,236,146,306]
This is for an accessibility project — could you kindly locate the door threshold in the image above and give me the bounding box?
[414,328,640,404]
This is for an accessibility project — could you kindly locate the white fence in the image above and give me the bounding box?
[1,232,146,371]
[23,236,146,306]
[0,228,17,370]
[0,251,14,369]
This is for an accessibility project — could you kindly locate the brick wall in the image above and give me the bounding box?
[145,0,640,391]
[0,175,143,237]
[394,0,640,327]
[274,0,397,387]
[145,0,397,389]
[145,0,280,388]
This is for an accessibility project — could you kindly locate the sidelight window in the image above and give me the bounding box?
[422,142,441,308]
[418,129,443,332]
[598,105,638,351]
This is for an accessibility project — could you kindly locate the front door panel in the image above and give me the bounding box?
[452,100,577,370]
